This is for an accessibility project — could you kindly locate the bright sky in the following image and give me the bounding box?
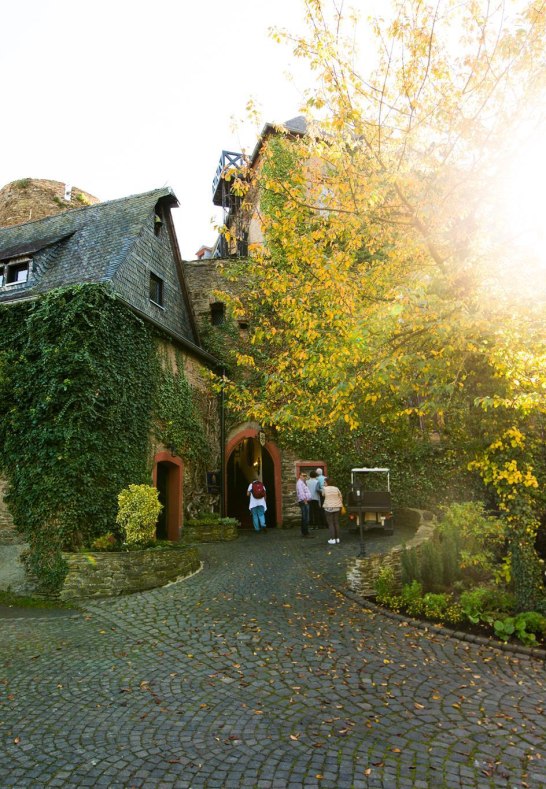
[1,0,316,258]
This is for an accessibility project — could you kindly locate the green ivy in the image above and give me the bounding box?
[0,284,213,592]
[279,417,481,511]
[153,348,210,464]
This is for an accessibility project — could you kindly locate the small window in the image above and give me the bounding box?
[9,262,29,283]
[154,213,163,236]
[0,257,31,287]
[149,272,164,306]
[238,319,249,330]
[210,301,225,326]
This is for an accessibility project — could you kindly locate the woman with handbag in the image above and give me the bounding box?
[322,477,344,545]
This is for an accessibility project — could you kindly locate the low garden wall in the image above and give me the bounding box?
[180,521,239,543]
[346,508,435,597]
[60,546,201,601]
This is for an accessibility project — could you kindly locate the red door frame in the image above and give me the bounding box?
[225,429,283,527]
[152,451,183,542]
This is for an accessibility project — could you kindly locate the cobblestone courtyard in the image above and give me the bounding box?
[1,528,545,788]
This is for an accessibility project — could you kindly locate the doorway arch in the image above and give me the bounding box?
[225,429,282,528]
[152,451,183,541]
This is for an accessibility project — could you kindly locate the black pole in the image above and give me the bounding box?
[358,516,366,557]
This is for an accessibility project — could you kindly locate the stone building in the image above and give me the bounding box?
[184,117,328,529]
[0,182,222,589]
[0,166,327,566]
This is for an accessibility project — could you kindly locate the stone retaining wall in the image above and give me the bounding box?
[181,522,238,543]
[60,546,201,601]
[347,508,435,597]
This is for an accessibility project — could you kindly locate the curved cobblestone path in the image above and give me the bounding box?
[1,529,545,788]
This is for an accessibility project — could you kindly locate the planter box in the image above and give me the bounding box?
[60,545,200,600]
[181,522,239,543]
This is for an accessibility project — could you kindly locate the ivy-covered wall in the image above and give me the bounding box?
[0,284,218,591]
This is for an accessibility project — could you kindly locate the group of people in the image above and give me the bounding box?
[296,467,343,545]
[246,466,344,546]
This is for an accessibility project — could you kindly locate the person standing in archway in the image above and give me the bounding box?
[296,470,311,537]
[247,479,267,532]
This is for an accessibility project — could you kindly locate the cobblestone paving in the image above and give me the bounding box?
[1,528,545,788]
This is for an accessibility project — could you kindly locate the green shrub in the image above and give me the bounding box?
[459,586,515,625]
[440,501,505,580]
[442,602,465,625]
[400,502,507,598]
[437,523,461,587]
[419,539,445,591]
[90,532,120,551]
[375,566,398,603]
[401,580,422,605]
[420,592,456,622]
[116,484,162,547]
[400,546,421,585]
[494,616,524,644]
[494,611,546,646]
[515,611,546,638]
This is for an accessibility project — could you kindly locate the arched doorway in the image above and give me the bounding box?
[152,452,183,541]
[225,430,282,529]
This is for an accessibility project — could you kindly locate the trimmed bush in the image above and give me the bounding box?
[116,484,162,547]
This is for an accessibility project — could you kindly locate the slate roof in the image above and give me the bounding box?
[283,116,308,134]
[0,187,221,366]
[249,116,309,166]
[0,187,177,303]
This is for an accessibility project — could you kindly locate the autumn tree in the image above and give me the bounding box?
[218,0,546,603]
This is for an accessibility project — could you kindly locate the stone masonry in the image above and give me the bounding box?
[347,508,435,597]
[60,546,201,601]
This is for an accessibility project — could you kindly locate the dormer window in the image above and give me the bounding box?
[0,256,31,287]
[149,272,164,307]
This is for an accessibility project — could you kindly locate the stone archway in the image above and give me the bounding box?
[152,452,183,542]
[225,429,283,528]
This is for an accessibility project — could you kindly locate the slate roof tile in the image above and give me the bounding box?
[0,187,175,302]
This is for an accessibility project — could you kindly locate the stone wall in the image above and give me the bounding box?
[279,449,303,527]
[347,509,435,597]
[0,544,36,595]
[0,476,34,594]
[0,476,19,544]
[181,522,238,543]
[0,179,99,228]
[60,546,201,601]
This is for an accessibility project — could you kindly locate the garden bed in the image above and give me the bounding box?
[364,594,546,655]
[349,502,546,653]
